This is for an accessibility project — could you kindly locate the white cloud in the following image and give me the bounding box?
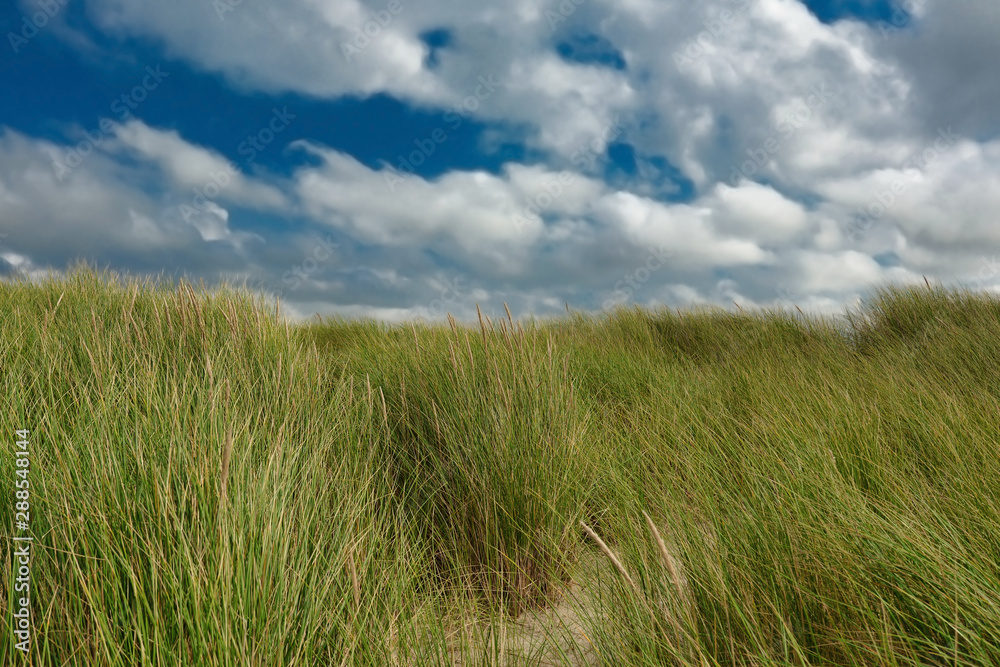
[714,182,809,244]
[790,249,889,292]
[2,0,998,322]
[111,121,287,210]
[0,126,262,267]
[292,143,543,262]
[592,191,773,266]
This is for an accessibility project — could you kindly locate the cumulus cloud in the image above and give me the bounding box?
[0,125,270,273]
[293,143,544,259]
[2,0,998,322]
[715,182,809,244]
[877,0,1000,140]
[111,121,288,210]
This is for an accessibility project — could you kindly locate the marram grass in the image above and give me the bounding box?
[1,266,999,665]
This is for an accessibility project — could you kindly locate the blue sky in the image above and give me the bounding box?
[2,0,998,323]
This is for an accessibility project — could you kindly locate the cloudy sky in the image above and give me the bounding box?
[2,0,998,323]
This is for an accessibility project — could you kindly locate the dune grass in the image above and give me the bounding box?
[2,266,999,665]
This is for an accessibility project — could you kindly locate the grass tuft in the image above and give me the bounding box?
[3,266,999,665]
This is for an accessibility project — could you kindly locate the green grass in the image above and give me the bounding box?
[2,265,999,665]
